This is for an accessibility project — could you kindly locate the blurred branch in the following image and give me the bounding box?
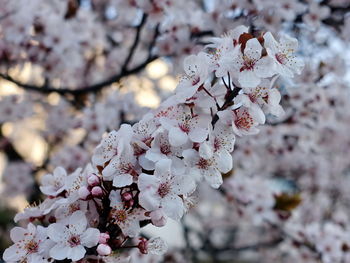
[121,13,148,73]
[0,13,155,96]
[0,56,158,95]
[0,23,213,97]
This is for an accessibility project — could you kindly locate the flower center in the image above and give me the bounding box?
[234,110,254,130]
[158,183,171,198]
[192,76,200,86]
[25,240,39,254]
[213,138,221,152]
[119,163,134,174]
[111,209,128,223]
[160,143,171,155]
[54,180,62,189]
[178,123,190,133]
[68,203,80,214]
[68,235,81,247]
[275,53,287,64]
[240,56,256,72]
[197,158,212,170]
[133,143,146,156]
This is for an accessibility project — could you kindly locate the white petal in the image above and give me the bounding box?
[263,32,278,53]
[244,38,262,61]
[238,70,261,88]
[69,211,87,234]
[139,191,161,211]
[47,223,67,243]
[162,195,184,220]
[189,127,208,143]
[81,228,100,248]
[199,142,213,159]
[109,190,122,207]
[138,173,160,191]
[171,175,196,195]
[251,104,266,124]
[67,246,86,261]
[254,57,275,78]
[204,169,223,189]
[154,159,172,178]
[10,226,27,243]
[148,237,168,255]
[3,244,26,262]
[138,155,155,170]
[113,174,133,188]
[54,167,67,178]
[50,244,68,260]
[169,127,188,146]
[216,151,233,173]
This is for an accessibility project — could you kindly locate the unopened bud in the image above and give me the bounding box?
[91,186,103,197]
[87,174,100,187]
[138,238,148,254]
[97,244,112,256]
[122,192,133,201]
[99,233,110,244]
[78,186,90,200]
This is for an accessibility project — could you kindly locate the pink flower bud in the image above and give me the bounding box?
[91,186,103,197]
[97,244,112,256]
[138,238,148,254]
[150,209,167,227]
[122,192,133,201]
[87,174,100,187]
[125,199,134,208]
[99,233,110,244]
[78,186,90,200]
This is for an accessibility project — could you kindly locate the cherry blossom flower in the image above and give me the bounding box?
[3,223,53,263]
[14,198,60,223]
[138,159,195,220]
[264,32,304,78]
[240,80,285,117]
[159,105,210,147]
[175,52,210,102]
[208,25,249,78]
[182,148,232,189]
[39,166,67,197]
[231,38,275,88]
[109,190,149,237]
[138,237,168,255]
[64,167,87,202]
[1,20,308,262]
[47,211,100,261]
[54,199,88,223]
[145,129,190,164]
[199,123,236,159]
[102,149,138,188]
[218,102,265,136]
[92,124,133,167]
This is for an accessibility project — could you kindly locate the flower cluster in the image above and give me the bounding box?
[3,26,302,262]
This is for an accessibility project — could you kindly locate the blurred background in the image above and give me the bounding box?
[1,0,350,262]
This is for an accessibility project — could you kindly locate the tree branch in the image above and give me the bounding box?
[121,13,148,73]
[0,56,158,95]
